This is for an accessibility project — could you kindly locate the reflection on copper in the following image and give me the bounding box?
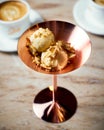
[46,102,67,123]
[33,87,77,123]
[18,21,91,74]
[49,85,54,91]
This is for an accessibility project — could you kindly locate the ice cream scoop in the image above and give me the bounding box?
[41,45,68,70]
[29,28,55,52]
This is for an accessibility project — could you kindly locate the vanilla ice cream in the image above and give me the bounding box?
[41,44,68,70]
[27,28,76,72]
[29,28,55,52]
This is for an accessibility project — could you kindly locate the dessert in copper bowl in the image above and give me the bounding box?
[18,21,91,123]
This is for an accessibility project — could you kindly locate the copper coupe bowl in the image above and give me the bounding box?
[18,21,91,74]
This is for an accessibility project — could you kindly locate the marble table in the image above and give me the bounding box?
[0,0,104,130]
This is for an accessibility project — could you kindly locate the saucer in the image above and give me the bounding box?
[0,9,44,52]
[73,0,104,35]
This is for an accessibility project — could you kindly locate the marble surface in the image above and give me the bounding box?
[0,0,104,130]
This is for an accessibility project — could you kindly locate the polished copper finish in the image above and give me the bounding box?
[18,21,91,123]
[33,87,77,123]
[18,21,91,74]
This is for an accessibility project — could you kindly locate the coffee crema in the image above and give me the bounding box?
[0,1,28,21]
[93,0,104,6]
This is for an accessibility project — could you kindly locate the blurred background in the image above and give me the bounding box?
[0,0,104,130]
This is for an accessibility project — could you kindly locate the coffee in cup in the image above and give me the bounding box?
[93,0,104,6]
[0,1,28,21]
[85,0,104,26]
[0,0,31,39]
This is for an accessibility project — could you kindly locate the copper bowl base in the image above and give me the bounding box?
[33,87,77,123]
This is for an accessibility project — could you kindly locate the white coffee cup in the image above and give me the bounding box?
[0,0,31,39]
[85,0,104,26]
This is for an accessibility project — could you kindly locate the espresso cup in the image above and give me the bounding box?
[0,0,31,39]
[85,0,104,26]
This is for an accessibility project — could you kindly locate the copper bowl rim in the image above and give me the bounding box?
[18,20,91,74]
